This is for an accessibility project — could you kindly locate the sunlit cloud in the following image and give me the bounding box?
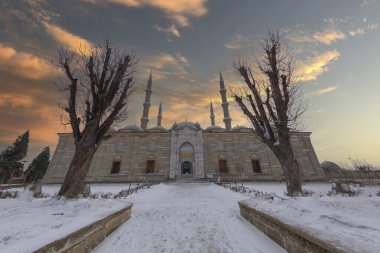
[288,27,346,46]
[155,24,181,38]
[296,50,341,81]
[312,29,346,45]
[84,0,208,27]
[305,86,338,98]
[42,22,93,55]
[225,34,252,49]
[349,28,365,36]
[0,44,58,80]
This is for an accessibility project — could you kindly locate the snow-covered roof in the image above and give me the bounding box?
[320,160,341,169]
[204,125,225,133]
[147,126,169,133]
[118,125,143,133]
[231,125,252,133]
[172,122,202,131]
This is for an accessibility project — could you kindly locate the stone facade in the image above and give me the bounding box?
[42,72,325,184]
[42,122,325,183]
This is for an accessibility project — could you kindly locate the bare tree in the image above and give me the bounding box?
[57,41,137,198]
[232,32,305,196]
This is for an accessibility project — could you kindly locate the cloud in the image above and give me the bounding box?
[84,0,208,27]
[288,27,347,46]
[155,24,181,38]
[42,22,93,55]
[176,53,189,65]
[0,44,58,80]
[225,34,252,49]
[305,86,338,98]
[349,28,365,36]
[297,50,341,81]
[141,53,190,80]
[312,29,346,45]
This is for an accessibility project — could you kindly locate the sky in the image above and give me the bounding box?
[0,0,380,167]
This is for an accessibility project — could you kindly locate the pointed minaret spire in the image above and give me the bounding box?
[219,71,232,130]
[157,102,162,127]
[140,70,153,130]
[210,101,215,126]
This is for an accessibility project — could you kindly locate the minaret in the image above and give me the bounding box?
[157,102,162,127]
[210,102,215,126]
[219,72,232,130]
[140,71,152,130]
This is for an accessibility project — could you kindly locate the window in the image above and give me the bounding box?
[111,161,121,174]
[251,160,262,173]
[218,155,228,173]
[110,154,122,174]
[146,160,155,174]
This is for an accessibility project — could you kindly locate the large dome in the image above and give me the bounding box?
[172,122,202,131]
[147,126,169,133]
[231,125,252,133]
[205,125,225,133]
[119,125,143,133]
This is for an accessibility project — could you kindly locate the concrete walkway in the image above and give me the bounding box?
[92,183,285,253]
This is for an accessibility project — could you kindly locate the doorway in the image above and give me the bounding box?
[182,161,192,175]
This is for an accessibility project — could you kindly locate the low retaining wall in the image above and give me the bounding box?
[324,170,380,185]
[34,203,133,253]
[239,200,348,253]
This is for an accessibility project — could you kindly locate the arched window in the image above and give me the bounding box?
[111,154,122,174]
[251,154,262,173]
[218,155,228,173]
[146,154,155,174]
[179,142,194,157]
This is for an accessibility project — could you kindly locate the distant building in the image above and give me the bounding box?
[42,72,325,183]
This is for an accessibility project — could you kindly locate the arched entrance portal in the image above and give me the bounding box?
[181,161,192,175]
[179,142,194,177]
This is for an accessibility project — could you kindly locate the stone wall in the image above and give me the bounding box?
[34,203,132,253]
[239,201,348,253]
[203,131,325,181]
[43,129,325,183]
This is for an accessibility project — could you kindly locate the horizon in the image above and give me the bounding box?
[1,0,380,167]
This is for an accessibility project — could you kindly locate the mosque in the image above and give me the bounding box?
[42,72,325,183]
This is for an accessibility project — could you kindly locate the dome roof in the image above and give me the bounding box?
[205,125,225,133]
[172,122,202,131]
[119,125,143,133]
[320,161,341,169]
[147,126,169,133]
[231,125,252,133]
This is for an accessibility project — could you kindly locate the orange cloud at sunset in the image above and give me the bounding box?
[43,22,93,56]
[84,0,208,27]
[296,50,340,81]
[0,44,58,80]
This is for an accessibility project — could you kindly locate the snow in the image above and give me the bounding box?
[0,190,131,253]
[93,183,285,253]
[241,182,380,253]
[41,183,139,195]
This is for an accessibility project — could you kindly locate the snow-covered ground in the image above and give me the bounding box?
[92,183,285,253]
[0,190,131,253]
[42,183,140,195]
[241,182,380,253]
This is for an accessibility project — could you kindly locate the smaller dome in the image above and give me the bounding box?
[321,161,341,170]
[147,126,169,133]
[107,128,118,133]
[119,125,143,133]
[205,126,225,133]
[231,125,252,133]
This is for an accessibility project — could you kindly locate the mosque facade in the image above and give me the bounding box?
[42,72,325,183]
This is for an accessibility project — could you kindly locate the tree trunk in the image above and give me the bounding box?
[276,138,303,196]
[58,125,98,198]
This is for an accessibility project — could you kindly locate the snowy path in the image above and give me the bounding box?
[92,183,285,253]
